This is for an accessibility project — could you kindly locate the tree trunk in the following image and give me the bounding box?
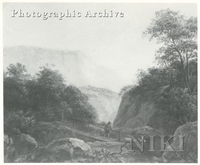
[175,47,191,92]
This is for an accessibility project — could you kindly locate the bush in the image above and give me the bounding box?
[155,87,197,134]
[4,110,35,136]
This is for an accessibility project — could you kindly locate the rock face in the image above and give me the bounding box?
[4,133,38,163]
[29,138,91,162]
[30,122,75,145]
[79,86,120,123]
[162,121,197,163]
[113,86,168,130]
[12,134,38,155]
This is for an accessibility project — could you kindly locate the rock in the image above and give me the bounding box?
[30,121,75,145]
[162,121,197,163]
[30,138,91,162]
[79,86,120,123]
[87,141,128,154]
[4,133,37,162]
[131,126,163,157]
[46,139,72,162]
[4,134,16,162]
[69,138,91,151]
[113,86,169,131]
[132,126,162,135]
[12,133,37,155]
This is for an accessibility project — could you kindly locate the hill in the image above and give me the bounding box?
[3,46,124,91]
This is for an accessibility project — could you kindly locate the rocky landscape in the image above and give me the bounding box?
[113,86,169,131]
[79,86,120,123]
[4,121,197,163]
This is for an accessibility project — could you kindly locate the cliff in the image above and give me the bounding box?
[79,86,120,123]
[113,86,169,131]
[4,46,124,91]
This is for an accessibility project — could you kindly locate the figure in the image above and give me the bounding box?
[104,121,112,138]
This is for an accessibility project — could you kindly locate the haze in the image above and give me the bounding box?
[3,3,197,92]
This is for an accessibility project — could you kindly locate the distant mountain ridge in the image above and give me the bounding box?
[4,46,121,122]
[79,86,120,123]
[4,46,124,92]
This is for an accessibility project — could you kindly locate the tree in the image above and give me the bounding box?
[59,101,72,121]
[62,86,97,123]
[35,66,66,110]
[144,9,197,93]
[4,63,30,112]
[155,87,197,134]
[26,66,67,121]
[129,67,173,96]
[119,85,133,96]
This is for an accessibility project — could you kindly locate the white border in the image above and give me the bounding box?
[1,1,199,165]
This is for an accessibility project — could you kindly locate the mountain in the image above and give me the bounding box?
[79,86,120,123]
[3,46,124,92]
[4,46,121,122]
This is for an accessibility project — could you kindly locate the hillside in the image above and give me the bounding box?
[79,86,120,123]
[113,86,169,132]
[3,46,124,91]
[4,46,121,123]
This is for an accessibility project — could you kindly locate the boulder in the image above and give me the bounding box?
[69,138,91,151]
[4,134,16,162]
[12,133,37,155]
[30,121,75,145]
[162,121,197,163]
[131,126,163,157]
[29,138,91,162]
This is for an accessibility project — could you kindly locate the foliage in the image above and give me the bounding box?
[154,87,197,134]
[4,63,98,136]
[119,85,133,96]
[4,110,35,136]
[126,9,197,134]
[4,63,30,112]
[144,9,197,93]
[62,86,98,123]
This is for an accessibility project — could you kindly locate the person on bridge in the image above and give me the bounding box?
[104,121,112,138]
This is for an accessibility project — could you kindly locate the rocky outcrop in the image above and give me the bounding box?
[28,138,92,162]
[30,122,75,145]
[79,86,120,123]
[162,121,197,163]
[131,126,163,157]
[12,133,38,155]
[113,86,169,130]
[4,133,38,162]
[28,137,124,163]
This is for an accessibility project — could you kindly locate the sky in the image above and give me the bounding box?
[3,3,197,92]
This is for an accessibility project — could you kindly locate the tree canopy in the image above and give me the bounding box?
[4,63,98,135]
[144,9,197,93]
[122,9,197,134]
